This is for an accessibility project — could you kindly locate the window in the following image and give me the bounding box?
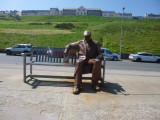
[14,45,20,48]
[106,50,112,54]
[139,53,152,56]
[27,45,32,48]
[20,45,25,48]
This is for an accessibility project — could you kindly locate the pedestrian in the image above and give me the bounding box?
[64,30,103,94]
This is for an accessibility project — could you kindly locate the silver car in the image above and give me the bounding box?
[129,52,160,63]
[5,44,33,55]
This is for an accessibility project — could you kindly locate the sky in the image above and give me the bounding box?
[0,0,160,16]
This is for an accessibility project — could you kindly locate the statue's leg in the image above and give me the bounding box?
[88,59,101,91]
[73,61,84,94]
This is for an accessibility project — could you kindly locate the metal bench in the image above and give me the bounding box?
[22,47,106,84]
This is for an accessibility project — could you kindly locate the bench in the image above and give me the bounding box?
[22,47,106,84]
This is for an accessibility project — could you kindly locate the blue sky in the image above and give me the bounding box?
[0,0,160,16]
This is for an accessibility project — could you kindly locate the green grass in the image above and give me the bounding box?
[0,15,160,54]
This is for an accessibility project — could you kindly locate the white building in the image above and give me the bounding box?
[50,8,59,16]
[21,10,50,16]
[16,11,21,16]
[3,7,134,19]
[0,11,6,15]
[63,6,102,16]
[62,8,76,16]
[102,11,116,17]
[116,13,132,19]
[144,13,160,19]
[76,6,87,15]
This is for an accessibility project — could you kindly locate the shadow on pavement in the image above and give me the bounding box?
[26,79,126,95]
[27,79,73,89]
[101,82,126,95]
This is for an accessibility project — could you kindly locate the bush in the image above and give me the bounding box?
[15,15,21,20]
[29,22,43,25]
[44,22,52,25]
[55,23,75,29]
[75,23,88,29]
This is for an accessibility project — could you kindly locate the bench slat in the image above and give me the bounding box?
[32,47,66,63]
[27,75,92,80]
[26,62,75,67]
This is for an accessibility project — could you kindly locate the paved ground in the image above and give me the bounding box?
[0,58,160,120]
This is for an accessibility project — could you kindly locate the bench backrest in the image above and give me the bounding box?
[31,47,77,64]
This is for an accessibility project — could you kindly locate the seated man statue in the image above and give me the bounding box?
[64,30,103,94]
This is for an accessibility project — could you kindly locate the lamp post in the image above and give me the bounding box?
[120,7,125,59]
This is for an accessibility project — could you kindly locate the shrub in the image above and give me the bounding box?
[44,22,52,25]
[75,23,88,29]
[15,15,21,20]
[29,22,43,25]
[55,23,75,29]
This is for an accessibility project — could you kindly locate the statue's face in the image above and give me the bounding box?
[84,35,91,41]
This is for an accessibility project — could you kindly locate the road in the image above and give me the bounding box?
[0,53,160,72]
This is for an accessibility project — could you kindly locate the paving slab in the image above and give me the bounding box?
[0,63,160,120]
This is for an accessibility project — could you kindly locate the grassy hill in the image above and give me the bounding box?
[0,15,160,54]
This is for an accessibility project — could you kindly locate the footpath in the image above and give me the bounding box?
[0,62,160,120]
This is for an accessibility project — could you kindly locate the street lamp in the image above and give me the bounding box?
[120,7,125,59]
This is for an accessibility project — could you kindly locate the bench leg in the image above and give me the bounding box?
[102,67,105,84]
[30,64,32,75]
[23,54,27,83]
[29,64,34,79]
[102,60,106,85]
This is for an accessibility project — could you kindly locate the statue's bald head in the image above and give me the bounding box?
[84,30,91,37]
[84,30,92,42]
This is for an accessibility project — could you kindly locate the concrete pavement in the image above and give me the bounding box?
[0,62,160,120]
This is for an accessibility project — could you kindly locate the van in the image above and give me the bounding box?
[101,48,120,61]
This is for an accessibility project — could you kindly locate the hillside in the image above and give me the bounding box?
[0,15,160,54]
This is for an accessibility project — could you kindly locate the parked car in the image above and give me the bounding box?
[101,48,120,61]
[5,44,33,55]
[129,52,160,63]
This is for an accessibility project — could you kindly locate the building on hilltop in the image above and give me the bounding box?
[0,11,6,15]
[3,6,137,19]
[116,12,132,19]
[87,8,102,16]
[63,6,102,16]
[102,11,116,17]
[2,7,160,19]
[1,10,20,16]
[9,10,19,16]
[76,6,87,15]
[50,8,59,16]
[21,10,50,16]
[21,6,131,18]
[144,13,160,19]
[102,11,132,19]
[62,8,77,16]
[59,10,63,16]
[22,8,60,16]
